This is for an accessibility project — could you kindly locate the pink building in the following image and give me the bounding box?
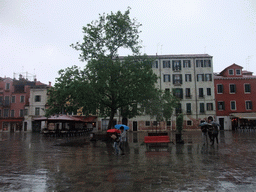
[0,76,46,132]
[214,64,256,130]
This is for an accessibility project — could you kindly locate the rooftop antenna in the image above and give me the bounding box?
[246,56,253,71]
[143,45,146,53]
[157,43,160,54]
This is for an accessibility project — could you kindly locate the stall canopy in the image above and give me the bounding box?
[34,114,82,122]
[230,113,256,120]
[34,115,97,122]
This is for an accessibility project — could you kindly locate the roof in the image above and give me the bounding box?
[73,116,97,122]
[220,63,243,75]
[230,113,256,120]
[34,114,83,121]
[118,54,212,60]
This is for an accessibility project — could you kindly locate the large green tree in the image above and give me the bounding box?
[47,8,160,129]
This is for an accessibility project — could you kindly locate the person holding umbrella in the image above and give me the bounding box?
[119,126,126,155]
[211,121,220,145]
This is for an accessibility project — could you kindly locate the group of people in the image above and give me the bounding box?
[110,126,126,155]
[201,116,220,145]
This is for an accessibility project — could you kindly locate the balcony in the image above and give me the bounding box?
[185,95,192,99]
[173,80,182,86]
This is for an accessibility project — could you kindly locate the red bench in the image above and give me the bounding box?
[144,136,170,149]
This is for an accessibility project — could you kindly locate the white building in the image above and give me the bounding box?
[98,54,216,131]
[24,84,49,132]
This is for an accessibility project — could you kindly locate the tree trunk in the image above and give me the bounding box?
[107,109,116,130]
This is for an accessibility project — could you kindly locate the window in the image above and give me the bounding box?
[204,60,211,67]
[163,60,171,68]
[152,61,158,68]
[197,74,204,82]
[245,84,251,93]
[175,103,182,114]
[173,74,182,85]
[11,110,14,117]
[186,103,191,114]
[199,88,204,98]
[145,121,150,126]
[229,69,234,75]
[24,109,28,116]
[4,109,9,117]
[230,84,236,94]
[236,69,241,75]
[163,74,171,82]
[205,74,212,81]
[207,88,211,96]
[200,103,205,113]
[35,107,40,116]
[4,96,10,106]
[230,101,236,110]
[183,60,191,68]
[185,74,192,82]
[187,120,192,126]
[6,83,10,90]
[196,60,204,67]
[207,103,213,111]
[217,84,223,94]
[20,109,24,117]
[35,95,41,102]
[218,102,225,110]
[165,88,170,94]
[246,101,252,110]
[173,88,183,99]
[11,96,15,103]
[153,121,157,126]
[0,110,1,117]
[172,60,181,71]
[20,96,25,103]
[185,88,191,98]
[0,96,2,105]
[167,121,171,126]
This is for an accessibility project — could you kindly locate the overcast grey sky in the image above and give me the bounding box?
[1,0,256,85]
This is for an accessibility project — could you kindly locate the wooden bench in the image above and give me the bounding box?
[144,136,171,150]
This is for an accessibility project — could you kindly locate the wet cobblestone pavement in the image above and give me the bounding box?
[1,130,256,191]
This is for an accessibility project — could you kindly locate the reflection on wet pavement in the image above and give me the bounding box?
[0,130,256,191]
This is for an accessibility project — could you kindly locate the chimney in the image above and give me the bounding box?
[49,81,51,87]
[34,78,37,82]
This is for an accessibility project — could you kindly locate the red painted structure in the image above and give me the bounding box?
[214,64,256,130]
[0,76,46,132]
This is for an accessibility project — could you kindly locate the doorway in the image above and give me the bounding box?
[219,118,224,130]
[133,121,137,131]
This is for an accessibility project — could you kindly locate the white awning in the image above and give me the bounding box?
[230,113,256,120]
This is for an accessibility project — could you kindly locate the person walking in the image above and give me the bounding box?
[207,117,214,144]
[119,126,126,155]
[111,133,120,155]
[211,124,219,145]
[201,123,208,145]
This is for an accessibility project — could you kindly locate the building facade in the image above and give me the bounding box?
[214,64,256,130]
[24,84,50,132]
[98,54,216,131]
[0,76,48,132]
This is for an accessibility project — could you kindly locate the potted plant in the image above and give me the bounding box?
[176,113,184,144]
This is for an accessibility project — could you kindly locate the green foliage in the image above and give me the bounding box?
[47,8,159,129]
[143,90,179,123]
[176,113,184,134]
[70,7,141,60]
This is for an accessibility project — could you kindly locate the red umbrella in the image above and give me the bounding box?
[107,129,121,134]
